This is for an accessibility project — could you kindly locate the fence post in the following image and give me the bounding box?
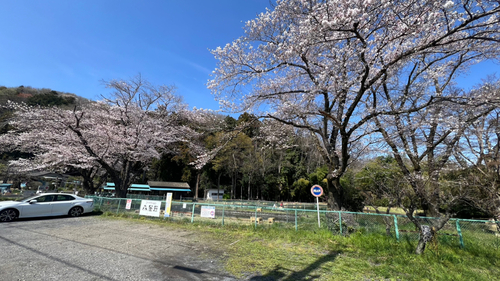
[456,219,464,248]
[191,203,196,223]
[254,207,258,228]
[393,215,400,242]
[339,211,343,235]
[295,209,298,231]
[99,197,103,208]
[222,205,225,226]
[116,198,121,213]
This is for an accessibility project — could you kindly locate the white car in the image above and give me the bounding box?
[0,193,94,222]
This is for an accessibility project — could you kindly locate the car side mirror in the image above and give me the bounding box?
[29,200,37,204]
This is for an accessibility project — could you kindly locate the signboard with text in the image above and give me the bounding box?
[200,206,216,219]
[125,199,132,210]
[139,200,161,217]
[164,193,173,218]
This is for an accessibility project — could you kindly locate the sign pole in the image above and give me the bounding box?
[316,196,320,228]
[310,185,323,229]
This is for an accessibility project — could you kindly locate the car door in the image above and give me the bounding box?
[20,195,55,218]
[51,194,76,215]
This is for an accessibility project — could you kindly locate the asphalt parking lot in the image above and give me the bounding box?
[0,215,237,281]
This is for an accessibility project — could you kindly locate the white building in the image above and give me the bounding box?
[205,189,224,200]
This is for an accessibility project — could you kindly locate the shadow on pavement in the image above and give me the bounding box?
[2,210,103,223]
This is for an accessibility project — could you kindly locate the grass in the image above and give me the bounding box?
[99,211,500,280]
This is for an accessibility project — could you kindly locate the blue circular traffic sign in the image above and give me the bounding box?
[311,185,323,197]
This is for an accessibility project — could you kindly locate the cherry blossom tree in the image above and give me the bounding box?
[372,70,500,253]
[209,0,500,210]
[453,79,500,221]
[1,75,198,198]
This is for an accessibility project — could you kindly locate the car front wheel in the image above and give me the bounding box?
[68,207,83,217]
[0,209,18,222]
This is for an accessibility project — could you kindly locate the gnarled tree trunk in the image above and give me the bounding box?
[415,225,434,255]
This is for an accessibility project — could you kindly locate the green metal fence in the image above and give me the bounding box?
[123,194,195,201]
[124,194,165,201]
[217,199,328,210]
[86,196,500,250]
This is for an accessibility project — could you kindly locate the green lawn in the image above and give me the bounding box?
[102,211,500,280]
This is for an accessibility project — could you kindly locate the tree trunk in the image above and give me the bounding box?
[231,172,235,199]
[79,167,106,195]
[232,153,236,200]
[326,176,343,210]
[217,173,222,202]
[247,175,251,200]
[113,161,133,198]
[375,207,394,236]
[385,220,392,236]
[415,225,433,255]
[3,166,10,183]
[195,172,200,200]
[81,170,94,194]
[407,209,451,255]
[113,177,127,198]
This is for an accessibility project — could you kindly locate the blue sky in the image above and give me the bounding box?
[0,0,272,110]
[0,1,498,112]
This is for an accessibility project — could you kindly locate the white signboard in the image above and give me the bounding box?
[139,200,162,217]
[125,199,132,210]
[200,206,216,219]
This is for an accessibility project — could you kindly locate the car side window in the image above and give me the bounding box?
[36,195,55,202]
[55,195,75,201]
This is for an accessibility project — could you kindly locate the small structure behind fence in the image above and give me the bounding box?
[86,196,500,250]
